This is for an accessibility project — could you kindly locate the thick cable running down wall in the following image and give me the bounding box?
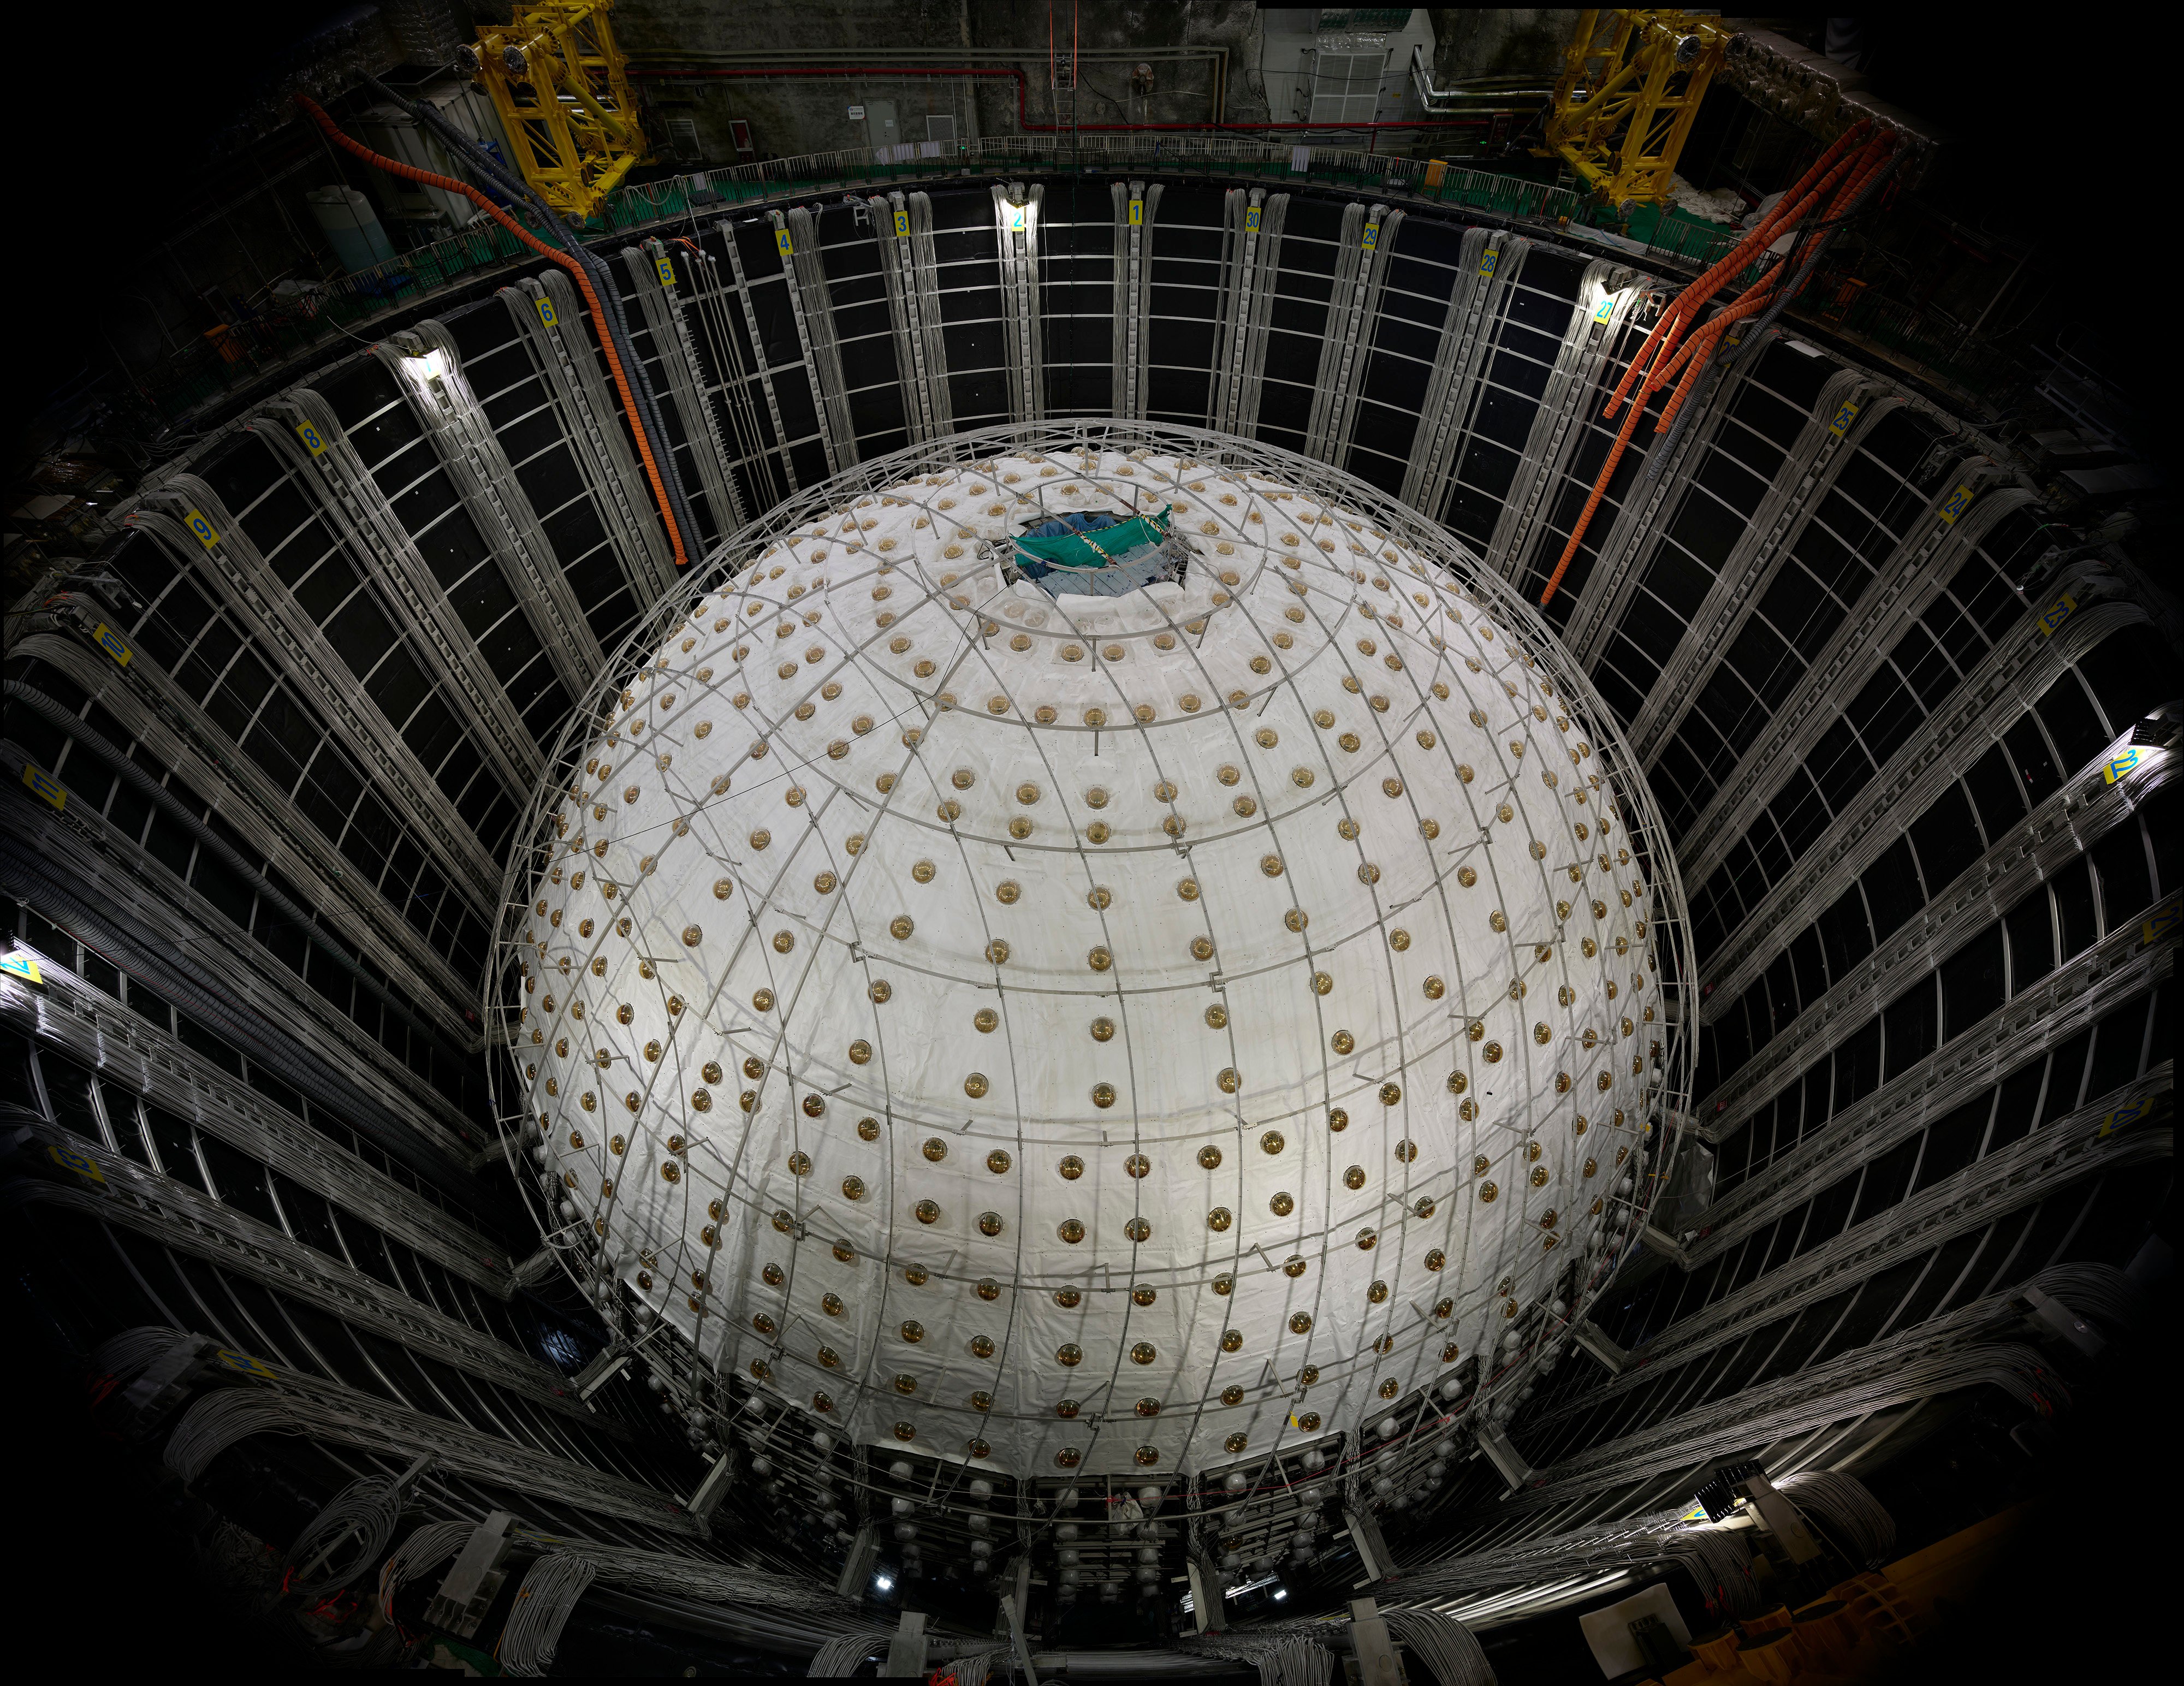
[1382,1606,1497,1686]
[5,680,464,1062]
[294,96,692,571]
[1399,1506,1764,1619]
[365,76,703,562]
[806,1626,897,1676]
[1180,1630,1337,1686]
[286,1473,411,1594]
[498,1553,600,1676]
[1777,1471,1896,1569]
[1537,121,1894,606]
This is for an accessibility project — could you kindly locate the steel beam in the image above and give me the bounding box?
[1676,460,2031,886]
[1,958,519,1293]
[1586,1068,2171,1388]
[1686,917,2167,1258]
[1109,180,1161,423]
[126,485,503,904]
[1304,201,1400,467]
[1701,710,2176,1028]
[3,787,479,1143]
[7,1121,604,1417]
[377,325,606,697]
[153,1341,702,1529]
[1483,259,1638,579]
[625,239,750,538]
[1627,374,1900,761]
[9,608,483,1022]
[1693,603,2162,1137]
[1403,227,1529,521]
[255,389,544,794]
[1562,333,1778,670]
[1208,188,1286,437]
[992,182,1047,424]
[504,269,681,602]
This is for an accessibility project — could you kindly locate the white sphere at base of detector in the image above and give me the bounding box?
[504,432,1672,1483]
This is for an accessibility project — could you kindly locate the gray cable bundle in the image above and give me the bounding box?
[287,1474,406,1594]
[378,1519,476,1621]
[1381,1607,1496,1686]
[500,1552,600,1676]
[93,1325,190,1386]
[1778,1471,1896,1568]
[806,1626,894,1677]
[1399,1507,1762,1620]
[508,1528,851,1613]
[941,1647,1003,1686]
[1183,1631,1335,1686]
[2032,1262,2145,1333]
[163,1388,300,1482]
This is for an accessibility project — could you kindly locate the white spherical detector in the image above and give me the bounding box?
[504,431,1671,1480]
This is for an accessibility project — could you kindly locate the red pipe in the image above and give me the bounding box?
[628,66,1491,133]
[296,96,691,569]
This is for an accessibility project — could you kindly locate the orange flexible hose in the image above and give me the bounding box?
[1539,127,1888,607]
[295,95,690,569]
[1603,147,1857,426]
[1600,123,1872,423]
[1652,278,1784,429]
[1534,386,1653,612]
[1653,132,1892,431]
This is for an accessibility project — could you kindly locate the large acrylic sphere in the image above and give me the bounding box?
[507,431,1666,1480]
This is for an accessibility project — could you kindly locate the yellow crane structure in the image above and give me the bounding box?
[1538,10,1731,210]
[460,1,649,222]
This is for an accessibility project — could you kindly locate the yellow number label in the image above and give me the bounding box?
[22,765,67,810]
[215,1349,280,1381]
[2037,592,2076,636]
[1936,482,1973,525]
[1827,400,1860,437]
[92,623,132,667]
[1477,247,1498,278]
[894,209,911,238]
[1,953,44,986]
[294,419,328,456]
[2097,1095,2157,1138]
[535,295,559,327]
[48,1142,103,1183]
[775,229,794,258]
[2104,747,2144,785]
[1127,199,1143,227]
[184,508,220,549]
[1244,206,1262,233]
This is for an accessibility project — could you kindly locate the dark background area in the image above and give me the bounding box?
[8,12,2175,446]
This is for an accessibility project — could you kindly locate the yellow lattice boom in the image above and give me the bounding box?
[1538,10,1730,210]
[461,1,649,222]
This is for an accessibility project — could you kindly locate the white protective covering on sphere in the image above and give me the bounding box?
[511,440,1663,1479]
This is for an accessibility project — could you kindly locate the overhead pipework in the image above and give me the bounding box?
[460,0,650,221]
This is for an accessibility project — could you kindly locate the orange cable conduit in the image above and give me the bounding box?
[295,94,691,569]
[1537,126,1889,609]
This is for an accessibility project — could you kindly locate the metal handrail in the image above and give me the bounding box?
[132,132,2008,424]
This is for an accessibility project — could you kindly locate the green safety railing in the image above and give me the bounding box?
[131,133,2008,424]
